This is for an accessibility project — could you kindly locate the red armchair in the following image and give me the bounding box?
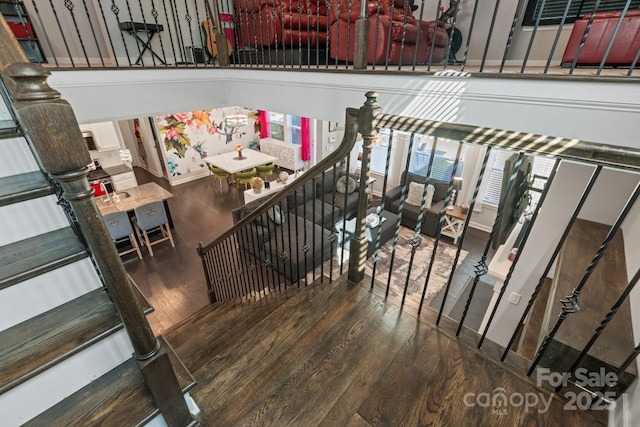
[329,0,449,64]
[233,0,332,47]
[562,10,640,67]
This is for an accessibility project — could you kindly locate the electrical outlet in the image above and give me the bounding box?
[508,292,521,305]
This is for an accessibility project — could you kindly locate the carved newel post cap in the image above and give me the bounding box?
[2,63,60,101]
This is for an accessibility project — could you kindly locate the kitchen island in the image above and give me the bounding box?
[96,182,174,226]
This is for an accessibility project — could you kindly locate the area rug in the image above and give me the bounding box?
[365,226,468,306]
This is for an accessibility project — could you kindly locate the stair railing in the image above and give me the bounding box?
[0,17,195,427]
[356,91,640,402]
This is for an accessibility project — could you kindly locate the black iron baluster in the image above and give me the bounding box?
[544,0,573,73]
[182,0,198,67]
[161,0,179,66]
[569,0,601,75]
[370,130,398,289]
[627,47,640,76]
[427,0,442,71]
[436,147,492,322]
[93,0,117,67]
[478,158,560,348]
[79,0,105,66]
[311,176,317,282]
[297,0,304,68]
[302,181,309,285]
[500,0,527,73]
[382,0,396,70]
[29,0,58,66]
[344,0,352,69]
[250,0,259,67]
[410,0,426,70]
[597,1,633,76]
[292,188,302,286]
[333,0,342,68]
[200,246,216,302]
[324,0,330,68]
[220,238,235,298]
[329,165,338,282]
[418,142,464,312]
[480,0,501,72]
[396,0,410,71]
[232,232,247,298]
[169,0,187,65]
[236,228,252,298]
[191,0,204,67]
[593,341,640,404]
[49,0,75,67]
[384,133,430,298]
[212,244,228,300]
[245,220,260,296]
[558,266,640,393]
[137,1,159,67]
[207,250,221,303]
[457,152,526,336]
[63,0,92,66]
[398,134,438,306]
[269,203,281,293]
[320,172,326,279]
[459,0,479,72]
[501,165,602,361]
[340,155,351,275]
[123,0,145,66]
[528,181,640,376]
[521,0,547,73]
[251,213,266,296]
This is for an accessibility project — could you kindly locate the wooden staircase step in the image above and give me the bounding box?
[23,336,195,427]
[0,171,53,207]
[0,227,87,290]
[0,121,20,139]
[0,285,152,394]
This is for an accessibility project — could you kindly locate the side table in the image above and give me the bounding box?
[441,205,467,244]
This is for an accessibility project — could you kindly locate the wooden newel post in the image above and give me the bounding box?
[348,91,381,284]
[1,63,195,426]
[353,0,371,69]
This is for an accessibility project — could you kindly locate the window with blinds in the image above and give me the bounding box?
[522,0,640,26]
[482,149,555,207]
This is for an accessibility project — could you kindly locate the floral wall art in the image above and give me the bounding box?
[154,107,258,185]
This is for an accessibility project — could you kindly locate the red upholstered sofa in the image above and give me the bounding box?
[329,0,449,64]
[233,0,332,47]
[561,10,640,67]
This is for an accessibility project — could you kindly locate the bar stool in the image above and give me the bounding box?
[133,201,175,256]
[103,211,143,259]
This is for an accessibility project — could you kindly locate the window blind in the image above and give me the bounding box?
[523,0,640,26]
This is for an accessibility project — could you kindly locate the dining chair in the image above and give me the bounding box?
[132,201,175,256]
[102,211,143,259]
[235,168,257,190]
[208,164,230,191]
[256,162,275,180]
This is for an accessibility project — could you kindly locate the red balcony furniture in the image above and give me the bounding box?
[561,10,640,67]
[233,0,332,47]
[329,0,449,65]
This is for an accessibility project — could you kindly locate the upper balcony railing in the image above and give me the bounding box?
[2,0,639,77]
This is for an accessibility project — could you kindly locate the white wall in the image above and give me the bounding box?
[485,164,640,348]
[48,69,640,152]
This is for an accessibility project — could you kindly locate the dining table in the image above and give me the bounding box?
[203,148,277,174]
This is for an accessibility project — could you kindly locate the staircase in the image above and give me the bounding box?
[0,97,195,424]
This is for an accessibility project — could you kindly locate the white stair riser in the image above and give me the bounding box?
[0,137,39,178]
[0,259,102,332]
[0,195,69,246]
[0,329,134,427]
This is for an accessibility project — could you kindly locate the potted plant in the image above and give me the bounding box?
[250,176,264,193]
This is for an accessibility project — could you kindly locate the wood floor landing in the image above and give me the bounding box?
[166,278,607,426]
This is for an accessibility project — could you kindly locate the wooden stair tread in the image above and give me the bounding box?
[0,287,146,394]
[0,171,53,207]
[0,121,20,139]
[0,227,87,290]
[23,336,195,427]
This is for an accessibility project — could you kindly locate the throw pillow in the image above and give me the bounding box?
[405,182,424,206]
[267,205,285,225]
[425,184,435,209]
[336,175,357,194]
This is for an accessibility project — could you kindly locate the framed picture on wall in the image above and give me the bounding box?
[329,122,339,132]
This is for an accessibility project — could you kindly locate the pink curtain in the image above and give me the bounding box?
[301,117,310,162]
[259,110,270,139]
